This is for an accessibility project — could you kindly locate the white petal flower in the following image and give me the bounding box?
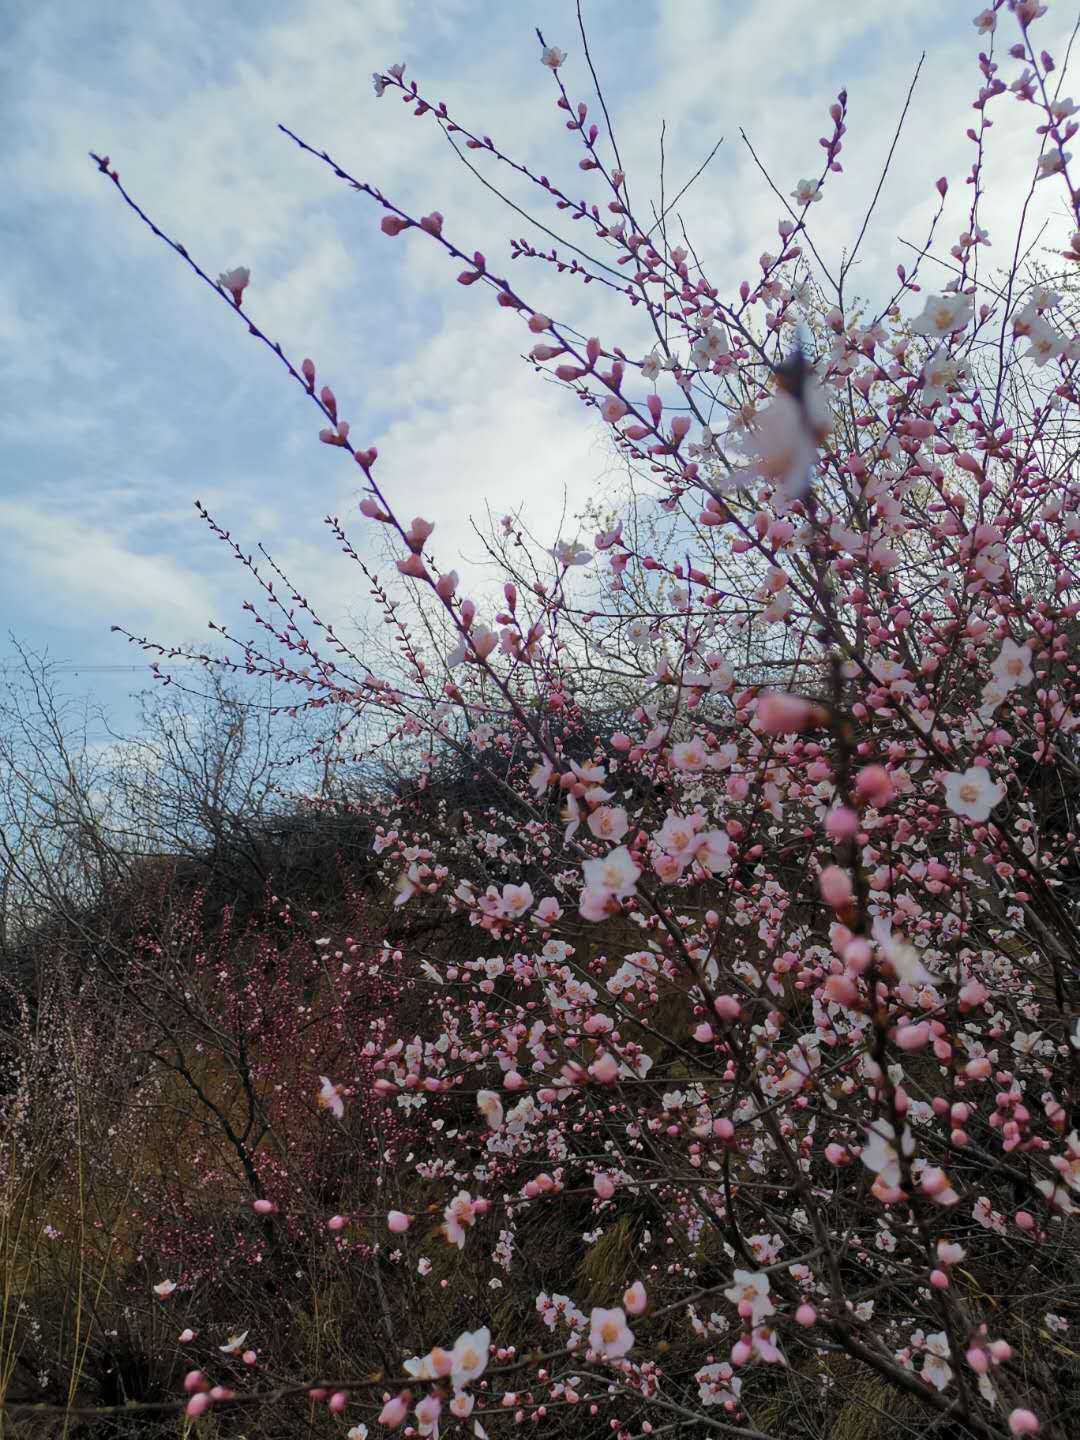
[989,638,1032,692]
[791,178,822,205]
[549,539,592,566]
[860,1120,913,1188]
[451,1326,491,1388]
[476,1090,504,1130]
[724,1269,775,1324]
[589,1306,634,1358]
[582,845,640,898]
[910,292,973,338]
[942,766,1005,822]
[318,1075,345,1118]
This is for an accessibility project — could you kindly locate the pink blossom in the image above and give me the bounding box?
[581,846,640,900]
[217,266,249,304]
[477,1089,504,1128]
[587,805,629,842]
[442,1190,479,1248]
[317,1075,345,1118]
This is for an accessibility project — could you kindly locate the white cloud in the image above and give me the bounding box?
[1,500,217,638]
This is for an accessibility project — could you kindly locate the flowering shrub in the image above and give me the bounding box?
[57,1,1080,1436]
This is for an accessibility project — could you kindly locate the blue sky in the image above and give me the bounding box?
[3,0,1075,740]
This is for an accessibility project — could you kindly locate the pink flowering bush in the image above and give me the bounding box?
[21,1,1080,1436]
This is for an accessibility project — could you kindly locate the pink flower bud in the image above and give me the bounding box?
[183,1371,208,1394]
[623,1280,647,1315]
[387,1210,411,1233]
[714,995,741,1020]
[419,212,444,235]
[329,1392,347,1413]
[823,974,858,1007]
[252,1198,276,1215]
[1008,1410,1040,1436]
[327,1214,347,1231]
[895,1023,930,1052]
[855,764,894,807]
[692,1023,714,1043]
[959,980,988,1010]
[378,1394,410,1428]
[843,937,872,972]
[757,691,816,733]
[590,1052,619,1083]
[186,1394,212,1419]
[795,1304,817,1326]
[819,866,853,909]
[381,215,411,236]
[593,1173,616,1199]
[825,806,859,840]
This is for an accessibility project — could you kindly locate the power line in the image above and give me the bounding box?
[0,664,196,674]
